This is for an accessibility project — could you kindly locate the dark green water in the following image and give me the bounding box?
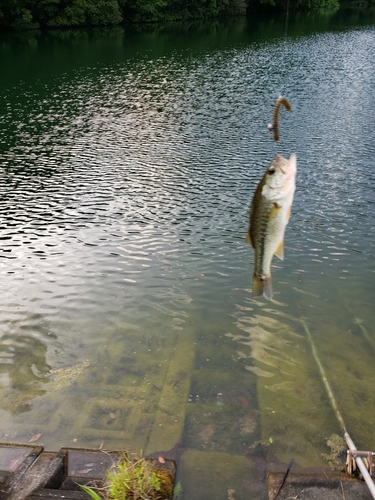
[1,9,375,499]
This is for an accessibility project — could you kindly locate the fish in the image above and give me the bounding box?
[246,153,297,300]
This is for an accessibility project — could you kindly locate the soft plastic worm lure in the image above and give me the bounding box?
[268,96,291,142]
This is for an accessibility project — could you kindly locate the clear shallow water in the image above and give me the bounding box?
[1,11,375,499]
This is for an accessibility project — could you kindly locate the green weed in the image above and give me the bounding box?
[78,454,173,500]
[78,483,103,500]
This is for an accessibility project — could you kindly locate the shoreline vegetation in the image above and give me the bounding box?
[0,0,370,32]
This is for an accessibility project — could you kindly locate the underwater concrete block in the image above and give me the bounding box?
[0,444,42,495]
[183,400,259,455]
[61,448,121,490]
[178,449,259,500]
[146,331,195,454]
[251,316,337,467]
[252,300,375,469]
[70,397,139,439]
[68,375,159,447]
[0,445,35,475]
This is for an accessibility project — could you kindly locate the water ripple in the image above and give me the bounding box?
[0,22,375,458]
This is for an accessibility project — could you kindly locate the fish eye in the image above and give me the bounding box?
[268,167,276,175]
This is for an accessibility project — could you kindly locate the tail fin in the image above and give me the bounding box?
[253,274,273,300]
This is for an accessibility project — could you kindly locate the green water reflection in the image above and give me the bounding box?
[1,9,375,499]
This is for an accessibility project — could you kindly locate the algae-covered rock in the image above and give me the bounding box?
[47,360,91,391]
[322,433,347,469]
[153,467,174,500]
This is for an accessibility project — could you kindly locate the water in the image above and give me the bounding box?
[1,10,375,498]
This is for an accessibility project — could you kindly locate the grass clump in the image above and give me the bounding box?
[79,454,173,500]
[107,456,161,499]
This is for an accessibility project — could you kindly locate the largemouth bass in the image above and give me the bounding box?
[246,153,297,300]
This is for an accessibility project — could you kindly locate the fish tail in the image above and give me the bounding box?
[253,274,273,301]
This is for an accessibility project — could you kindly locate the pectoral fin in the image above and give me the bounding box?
[268,203,281,219]
[274,240,284,260]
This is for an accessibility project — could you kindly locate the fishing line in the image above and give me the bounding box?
[301,317,375,499]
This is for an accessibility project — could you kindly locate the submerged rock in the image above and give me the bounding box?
[322,434,347,469]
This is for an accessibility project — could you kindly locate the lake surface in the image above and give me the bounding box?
[1,9,375,498]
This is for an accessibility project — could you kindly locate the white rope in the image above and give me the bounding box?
[301,319,375,499]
